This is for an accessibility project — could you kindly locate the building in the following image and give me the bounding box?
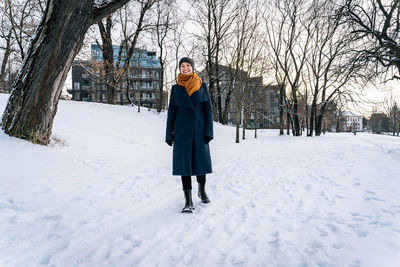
[201,64,280,128]
[342,111,363,132]
[69,45,164,108]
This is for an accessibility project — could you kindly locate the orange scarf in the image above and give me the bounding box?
[177,72,202,97]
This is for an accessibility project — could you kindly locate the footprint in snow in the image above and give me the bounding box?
[381,208,395,215]
[356,230,368,237]
[364,196,385,202]
[379,221,393,227]
[327,223,338,233]
[123,234,142,247]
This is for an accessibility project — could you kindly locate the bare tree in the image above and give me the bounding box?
[265,0,313,136]
[384,93,400,136]
[223,0,262,143]
[191,0,238,124]
[1,0,134,145]
[2,0,45,61]
[94,0,156,105]
[343,0,400,81]
[0,28,12,92]
[0,0,45,92]
[305,0,365,136]
[152,0,177,112]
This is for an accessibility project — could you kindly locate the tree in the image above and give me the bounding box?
[0,0,45,92]
[152,0,175,112]
[96,0,156,105]
[384,93,400,136]
[370,112,390,134]
[343,0,400,81]
[305,0,364,136]
[224,0,262,143]
[191,0,237,124]
[0,29,12,92]
[265,0,313,136]
[1,0,132,145]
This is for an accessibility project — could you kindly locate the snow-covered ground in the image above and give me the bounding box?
[1,93,399,267]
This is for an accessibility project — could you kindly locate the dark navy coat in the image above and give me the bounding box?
[165,82,213,176]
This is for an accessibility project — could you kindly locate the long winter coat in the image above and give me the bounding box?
[165,82,213,176]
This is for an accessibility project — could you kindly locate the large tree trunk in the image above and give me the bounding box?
[1,0,130,145]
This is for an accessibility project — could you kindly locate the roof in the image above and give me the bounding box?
[342,111,362,117]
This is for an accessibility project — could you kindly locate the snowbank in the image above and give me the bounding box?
[1,93,399,266]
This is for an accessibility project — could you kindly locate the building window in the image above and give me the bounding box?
[75,92,80,100]
[74,82,80,90]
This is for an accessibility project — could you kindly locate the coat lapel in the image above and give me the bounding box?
[190,83,209,105]
[173,83,209,109]
[174,84,194,109]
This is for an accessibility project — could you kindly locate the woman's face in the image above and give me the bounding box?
[180,62,193,75]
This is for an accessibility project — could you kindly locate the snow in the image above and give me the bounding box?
[93,0,114,9]
[1,92,400,267]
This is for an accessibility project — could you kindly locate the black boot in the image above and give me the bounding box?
[182,189,194,213]
[198,183,210,203]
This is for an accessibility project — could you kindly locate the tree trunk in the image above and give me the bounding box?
[1,0,130,144]
[309,100,317,137]
[242,107,246,140]
[287,113,291,135]
[137,88,141,112]
[278,85,284,135]
[222,87,233,125]
[254,112,258,138]
[235,103,240,143]
[158,65,164,112]
[315,103,327,136]
[0,30,12,93]
[98,16,116,104]
[292,94,301,136]
[279,109,284,135]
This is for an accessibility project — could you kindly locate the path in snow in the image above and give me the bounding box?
[1,94,399,267]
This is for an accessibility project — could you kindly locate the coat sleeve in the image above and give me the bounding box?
[203,84,214,139]
[165,87,176,143]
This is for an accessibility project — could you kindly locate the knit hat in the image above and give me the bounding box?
[179,57,194,69]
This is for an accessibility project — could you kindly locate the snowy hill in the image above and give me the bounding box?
[1,93,400,267]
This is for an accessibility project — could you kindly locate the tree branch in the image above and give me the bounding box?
[91,0,131,24]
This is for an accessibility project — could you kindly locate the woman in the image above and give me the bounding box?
[165,57,214,213]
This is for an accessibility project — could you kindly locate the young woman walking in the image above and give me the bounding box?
[165,57,214,213]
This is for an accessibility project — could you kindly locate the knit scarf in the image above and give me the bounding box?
[177,72,202,97]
